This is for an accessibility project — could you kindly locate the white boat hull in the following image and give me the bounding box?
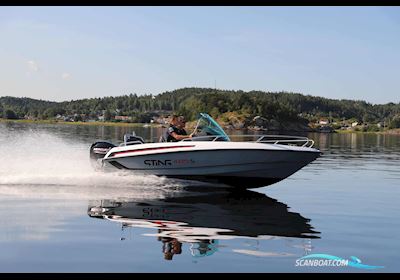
[101,141,320,188]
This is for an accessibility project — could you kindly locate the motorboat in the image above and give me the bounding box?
[90,113,321,189]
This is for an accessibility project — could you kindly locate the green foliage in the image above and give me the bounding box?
[388,116,400,129]
[42,108,56,119]
[365,124,380,132]
[3,109,18,119]
[73,114,83,122]
[1,88,400,127]
[104,109,112,121]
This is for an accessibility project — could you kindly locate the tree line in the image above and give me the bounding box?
[1,87,400,128]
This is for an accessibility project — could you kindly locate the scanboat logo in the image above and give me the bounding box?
[295,254,384,270]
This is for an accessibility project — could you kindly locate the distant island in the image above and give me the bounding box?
[1,87,400,133]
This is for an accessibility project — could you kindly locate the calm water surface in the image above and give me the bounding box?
[0,122,399,272]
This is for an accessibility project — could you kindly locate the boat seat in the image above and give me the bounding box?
[123,134,144,145]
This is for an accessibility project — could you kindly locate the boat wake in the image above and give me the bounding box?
[0,129,186,200]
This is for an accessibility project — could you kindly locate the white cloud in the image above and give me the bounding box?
[61,73,71,80]
[27,60,39,72]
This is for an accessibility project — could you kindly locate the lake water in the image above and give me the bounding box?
[0,122,399,272]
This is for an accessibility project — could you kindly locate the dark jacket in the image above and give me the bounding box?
[165,125,187,142]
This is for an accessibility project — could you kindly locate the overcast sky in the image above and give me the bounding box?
[0,6,399,104]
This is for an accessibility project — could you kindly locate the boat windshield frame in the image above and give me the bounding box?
[189,113,230,142]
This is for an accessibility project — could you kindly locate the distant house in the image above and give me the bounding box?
[115,115,131,121]
[253,116,267,121]
[98,115,105,121]
[351,122,359,127]
[319,119,329,125]
[253,116,268,127]
[152,116,168,124]
[24,115,36,120]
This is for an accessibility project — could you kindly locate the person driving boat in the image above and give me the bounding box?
[165,115,193,142]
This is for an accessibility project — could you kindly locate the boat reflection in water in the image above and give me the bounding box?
[87,186,320,260]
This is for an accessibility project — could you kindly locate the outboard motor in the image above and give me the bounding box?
[89,141,116,161]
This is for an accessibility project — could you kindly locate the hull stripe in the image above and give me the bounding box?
[110,145,195,157]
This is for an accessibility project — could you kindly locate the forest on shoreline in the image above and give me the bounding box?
[1,87,400,132]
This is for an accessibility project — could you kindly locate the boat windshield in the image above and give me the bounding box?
[193,113,230,141]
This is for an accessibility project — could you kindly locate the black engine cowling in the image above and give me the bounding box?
[89,141,116,161]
